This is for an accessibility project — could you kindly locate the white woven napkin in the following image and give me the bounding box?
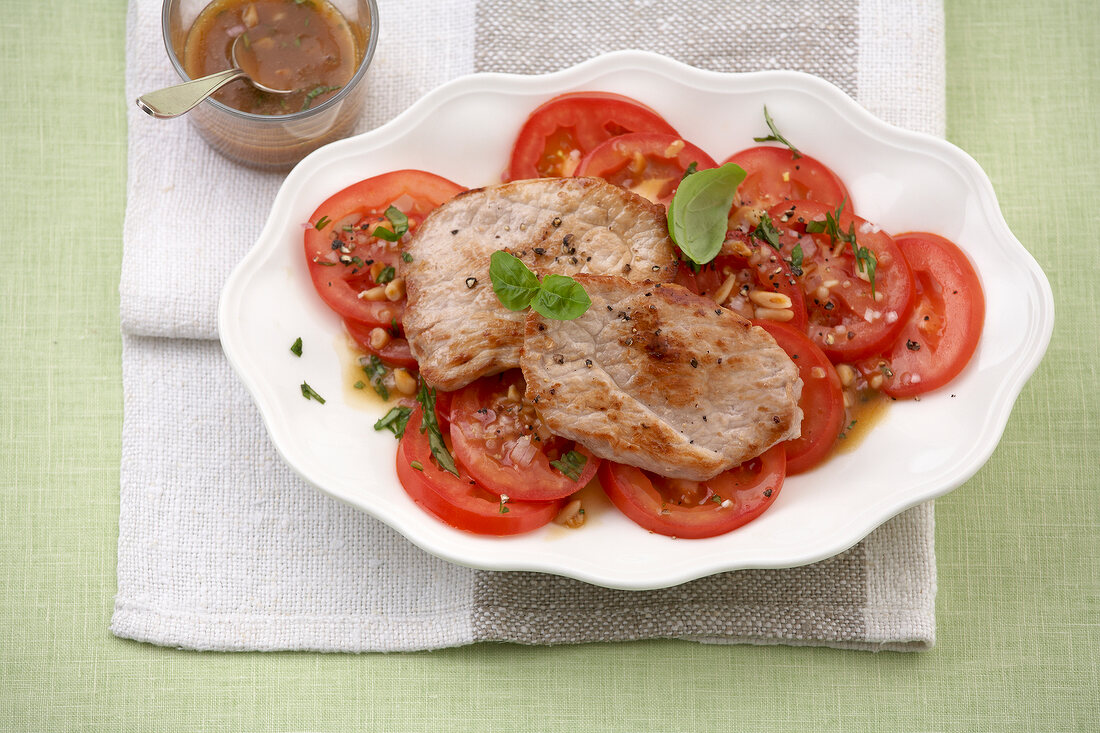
[114,0,944,652]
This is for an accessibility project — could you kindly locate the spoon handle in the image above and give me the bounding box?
[136,68,248,119]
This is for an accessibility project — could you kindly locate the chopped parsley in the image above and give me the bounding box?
[290,337,303,357]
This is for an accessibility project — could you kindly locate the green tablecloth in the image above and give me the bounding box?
[2,1,1096,729]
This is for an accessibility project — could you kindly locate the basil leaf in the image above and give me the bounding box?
[489,251,541,310]
[790,243,804,276]
[549,450,588,481]
[667,162,746,266]
[373,405,412,438]
[416,382,458,477]
[531,274,591,320]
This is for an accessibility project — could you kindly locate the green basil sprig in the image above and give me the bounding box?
[667,162,746,266]
[488,251,590,320]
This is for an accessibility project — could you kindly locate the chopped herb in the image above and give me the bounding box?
[300,381,325,404]
[314,215,331,230]
[498,495,510,514]
[374,405,413,438]
[375,266,396,284]
[372,205,409,241]
[681,161,698,179]
[667,162,747,266]
[753,105,802,159]
[389,317,399,338]
[789,243,804,275]
[362,355,389,400]
[549,450,588,481]
[301,85,342,112]
[805,200,877,295]
[752,212,783,251]
[353,380,366,390]
[410,460,424,471]
[417,382,458,476]
[290,337,303,357]
[402,252,414,263]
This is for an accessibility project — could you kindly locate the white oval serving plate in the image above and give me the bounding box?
[219,50,1053,590]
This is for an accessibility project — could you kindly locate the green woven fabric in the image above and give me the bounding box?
[1,0,1096,730]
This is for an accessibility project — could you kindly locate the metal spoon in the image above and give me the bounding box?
[136,35,294,118]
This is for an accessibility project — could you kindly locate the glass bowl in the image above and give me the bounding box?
[161,0,379,170]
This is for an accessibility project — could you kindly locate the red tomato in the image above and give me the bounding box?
[449,372,600,501]
[304,170,464,326]
[573,132,717,205]
[396,407,562,535]
[678,238,808,333]
[506,92,680,180]
[343,317,418,369]
[767,200,915,362]
[724,146,851,231]
[875,232,985,398]
[755,321,845,475]
[598,445,786,539]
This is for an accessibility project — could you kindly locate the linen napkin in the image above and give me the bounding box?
[114,0,944,652]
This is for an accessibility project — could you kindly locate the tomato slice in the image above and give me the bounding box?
[304,170,465,326]
[677,238,808,333]
[506,92,680,181]
[343,317,418,369]
[396,407,562,535]
[573,132,717,205]
[766,200,915,362]
[874,232,985,398]
[754,321,845,475]
[598,445,786,539]
[449,371,600,501]
[724,146,851,230]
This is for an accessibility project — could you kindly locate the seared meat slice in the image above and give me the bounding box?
[402,177,678,390]
[520,275,802,481]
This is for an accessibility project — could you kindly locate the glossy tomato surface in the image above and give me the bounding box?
[724,146,851,230]
[343,317,418,369]
[304,170,464,327]
[574,132,717,205]
[449,372,599,501]
[877,232,985,398]
[677,239,808,333]
[598,445,786,539]
[506,92,679,180]
[396,407,562,535]
[755,320,845,475]
[767,200,915,361]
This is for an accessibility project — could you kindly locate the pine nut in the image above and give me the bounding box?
[393,368,418,395]
[506,384,521,402]
[368,327,390,350]
[369,261,385,280]
[359,286,387,301]
[836,363,856,387]
[869,374,884,390]
[384,277,406,301]
[554,499,586,529]
[810,366,827,379]
[663,139,686,157]
[713,272,739,305]
[754,306,795,322]
[815,286,830,300]
[749,290,792,309]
